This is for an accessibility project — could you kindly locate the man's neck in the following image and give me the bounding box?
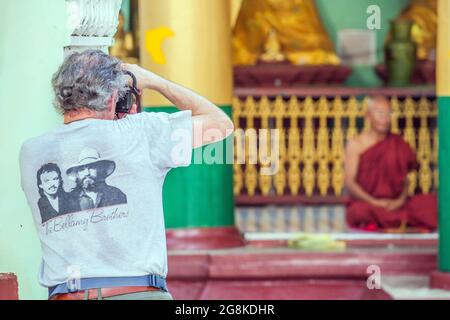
[84,190,98,196]
[84,190,98,204]
[64,109,103,124]
[45,193,57,200]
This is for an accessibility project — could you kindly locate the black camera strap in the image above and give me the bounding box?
[115,70,141,119]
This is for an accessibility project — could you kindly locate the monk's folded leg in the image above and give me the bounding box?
[347,200,407,230]
[346,195,437,231]
[346,201,377,229]
[372,207,408,229]
[406,193,438,230]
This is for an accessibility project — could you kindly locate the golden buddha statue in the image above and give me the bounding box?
[232,0,340,65]
[397,0,437,60]
[260,29,286,63]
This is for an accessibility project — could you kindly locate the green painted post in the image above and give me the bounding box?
[139,0,236,232]
[437,0,450,273]
[438,98,450,271]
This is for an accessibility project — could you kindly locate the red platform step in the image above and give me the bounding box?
[167,248,437,300]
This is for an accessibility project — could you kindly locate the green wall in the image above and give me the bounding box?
[0,0,68,300]
[316,0,410,87]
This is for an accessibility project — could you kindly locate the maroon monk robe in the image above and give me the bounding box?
[346,133,437,231]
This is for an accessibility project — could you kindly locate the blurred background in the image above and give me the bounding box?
[116,0,438,235]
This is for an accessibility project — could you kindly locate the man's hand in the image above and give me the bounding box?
[369,197,406,211]
[122,63,164,91]
[385,197,407,212]
[370,198,390,209]
[116,103,138,119]
[121,63,234,149]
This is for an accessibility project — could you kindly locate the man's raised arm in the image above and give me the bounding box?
[124,64,234,149]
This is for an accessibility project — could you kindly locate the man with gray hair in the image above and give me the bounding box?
[19,50,234,300]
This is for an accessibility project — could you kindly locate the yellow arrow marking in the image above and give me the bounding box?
[145,27,175,65]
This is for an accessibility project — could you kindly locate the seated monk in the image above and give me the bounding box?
[344,96,437,232]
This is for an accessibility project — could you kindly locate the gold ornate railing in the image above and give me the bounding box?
[233,95,438,204]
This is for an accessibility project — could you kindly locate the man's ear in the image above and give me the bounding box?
[130,103,138,114]
[108,90,119,113]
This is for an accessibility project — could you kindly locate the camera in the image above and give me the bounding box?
[115,70,141,114]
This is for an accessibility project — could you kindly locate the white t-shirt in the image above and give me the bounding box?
[19,111,193,288]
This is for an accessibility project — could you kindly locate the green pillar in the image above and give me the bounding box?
[144,106,234,229]
[437,0,450,271]
[439,98,450,271]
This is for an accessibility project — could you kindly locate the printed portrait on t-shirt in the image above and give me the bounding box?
[36,147,128,224]
[36,163,77,223]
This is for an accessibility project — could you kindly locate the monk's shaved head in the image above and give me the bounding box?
[366,95,392,134]
[367,95,391,114]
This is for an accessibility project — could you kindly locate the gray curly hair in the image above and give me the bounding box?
[52,50,129,114]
